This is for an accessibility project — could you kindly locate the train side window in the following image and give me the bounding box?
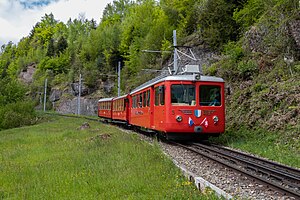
[155,87,159,106]
[132,96,134,108]
[139,93,143,107]
[200,85,221,106]
[143,92,147,107]
[133,96,136,108]
[159,85,165,105]
[146,90,150,106]
[155,85,165,106]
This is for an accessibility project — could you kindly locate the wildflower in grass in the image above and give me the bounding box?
[181,181,192,186]
[203,187,214,195]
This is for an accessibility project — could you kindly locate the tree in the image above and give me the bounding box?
[197,0,241,49]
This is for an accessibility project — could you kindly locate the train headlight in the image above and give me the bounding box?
[176,115,183,122]
[213,116,219,124]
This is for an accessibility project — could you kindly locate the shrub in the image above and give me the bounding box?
[223,41,244,61]
[0,101,36,130]
[237,59,258,78]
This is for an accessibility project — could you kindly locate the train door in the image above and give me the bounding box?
[150,86,155,129]
[125,97,130,123]
[153,84,165,131]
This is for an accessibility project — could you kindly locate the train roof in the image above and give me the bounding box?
[98,97,113,102]
[113,94,128,100]
[130,74,224,94]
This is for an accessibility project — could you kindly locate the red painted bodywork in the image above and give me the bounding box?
[162,81,225,135]
[98,98,113,119]
[112,95,129,122]
[129,89,151,128]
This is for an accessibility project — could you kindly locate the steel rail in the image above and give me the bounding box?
[172,141,300,199]
[207,143,300,182]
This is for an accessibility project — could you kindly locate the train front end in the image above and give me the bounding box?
[164,75,225,139]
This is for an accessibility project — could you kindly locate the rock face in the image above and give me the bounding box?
[49,88,62,102]
[289,20,300,49]
[19,63,36,84]
[49,79,114,116]
[54,96,99,116]
[243,26,265,53]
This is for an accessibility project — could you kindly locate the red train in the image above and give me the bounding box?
[98,65,225,140]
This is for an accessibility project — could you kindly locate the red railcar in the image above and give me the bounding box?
[129,73,225,139]
[98,98,113,119]
[112,94,130,124]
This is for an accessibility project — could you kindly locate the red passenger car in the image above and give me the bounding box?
[112,94,129,124]
[98,98,113,120]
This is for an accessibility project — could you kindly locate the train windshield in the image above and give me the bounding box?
[200,85,221,106]
[171,84,195,106]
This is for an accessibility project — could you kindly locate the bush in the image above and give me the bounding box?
[0,101,36,130]
[237,59,258,77]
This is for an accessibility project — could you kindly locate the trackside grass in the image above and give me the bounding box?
[0,115,219,199]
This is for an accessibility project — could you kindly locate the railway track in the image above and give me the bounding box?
[172,141,300,199]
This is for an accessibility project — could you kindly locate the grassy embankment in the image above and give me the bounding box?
[209,77,300,169]
[0,115,218,199]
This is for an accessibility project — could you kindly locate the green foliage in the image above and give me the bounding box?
[38,53,70,74]
[82,62,99,88]
[31,13,58,47]
[0,101,36,130]
[233,0,266,30]
[223,41,244,61]
[51,73,69,86]
[0,79,36,130]
[160,0,199,36]
[294,64,300,72]
[0,79,26,105]
[197,0,241,49]
[102,0,133,24]
[237,59,258,77]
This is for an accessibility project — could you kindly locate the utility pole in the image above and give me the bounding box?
[77,74,82,115]
[118,61,121,96]
[43,78,47,112]
[173,30,178,74]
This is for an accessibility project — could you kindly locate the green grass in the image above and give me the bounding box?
[0,115,218,199]
[210,127,300,168]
